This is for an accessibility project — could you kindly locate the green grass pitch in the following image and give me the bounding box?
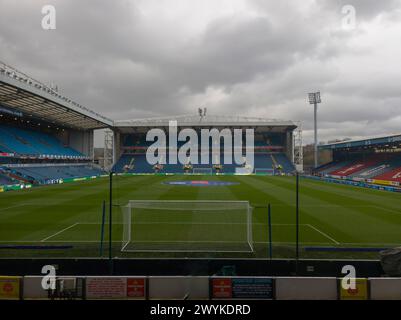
[0,174,400,259]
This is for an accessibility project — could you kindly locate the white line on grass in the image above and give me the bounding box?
[40,223,79,242]
[0,204,26,212]
[76,222,309,226]
[1,240,399,246]
[370,205,401,216]
[306,224,340,245]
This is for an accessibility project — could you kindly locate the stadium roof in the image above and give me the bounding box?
[115,114,298,131]
[0,63,298,132]
[0,62,113,130]
[319,133,401,150]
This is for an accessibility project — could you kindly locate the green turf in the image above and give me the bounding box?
[0,174,400,259]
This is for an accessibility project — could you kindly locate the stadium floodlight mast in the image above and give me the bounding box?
[308,91,321,168]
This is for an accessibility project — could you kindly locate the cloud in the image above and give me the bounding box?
[0,0,400,146]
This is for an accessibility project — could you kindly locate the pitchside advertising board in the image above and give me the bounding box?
[0,276,21,300]
[339,278,369,300]
[211,277,274,299]
[86,277,146,299]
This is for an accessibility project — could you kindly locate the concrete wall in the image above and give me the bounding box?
[68,129,94,158]
[286,130,294,163]
[275,277,337,300]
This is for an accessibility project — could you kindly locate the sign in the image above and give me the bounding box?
[0,276,20,300]
[212,278,232,298]
[340,278,368,300]
[86,277,127,299]
[86,277,146,299]
[212,278,273,299]
[164,180,239,187]
[127,278,146,298]
[232,278,273,299]
[0,152,14,157]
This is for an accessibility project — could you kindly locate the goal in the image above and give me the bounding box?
[254,168,275,175]
[192,167,213,175]
[121,200,253,253]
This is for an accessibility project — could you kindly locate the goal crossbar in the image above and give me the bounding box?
[192,168,213,174]
[121,200,253,253]
[255,168,275,175]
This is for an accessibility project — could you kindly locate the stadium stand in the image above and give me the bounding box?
[373,166,401,182]
[0,124,84,158]
[316,150,401,185]
[0,172,15,186]
[113,151,294,174]
[352,164,390,179]
[329,159,378,177]
[316,161,352,175]
[317,134,401,188]
[3,164,104,184]
[0,122,104,185]
[254,153,273,169]
[275,153,295,172]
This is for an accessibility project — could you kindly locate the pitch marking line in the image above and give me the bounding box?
[41,223,79,242]
[306,224,340,245]
[29,223,335,245]
[1,240,400,246]
[73,222,309,226]
[0,204,26,212]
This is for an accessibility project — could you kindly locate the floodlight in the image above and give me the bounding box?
[307,91,322,168]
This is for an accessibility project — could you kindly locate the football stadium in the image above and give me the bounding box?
[0,61,401,301]
[1,1,401,304]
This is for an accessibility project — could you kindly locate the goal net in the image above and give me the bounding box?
[192,168,213,175]
[254,168,275,175]
[121,200,253,253]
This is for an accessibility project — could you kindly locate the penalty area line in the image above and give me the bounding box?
[0,204,26,212]
[40,223,79,242]
[306,224,340,245]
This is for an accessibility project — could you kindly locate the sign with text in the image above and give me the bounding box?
[86,277,146,299]
[212,277,273,299]
[212,278,232,299]
[340,278,368,300]
[127,278,146,299]
[0,276,21,300]
[232,278,273,299]
[86,277,127,299]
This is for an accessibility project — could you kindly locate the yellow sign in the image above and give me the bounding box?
[340,278,368,300]
[372,179,393,186]
[0,276,21,300]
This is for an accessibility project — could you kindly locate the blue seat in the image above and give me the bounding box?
[0,124,84,158]
[9,165,105,184]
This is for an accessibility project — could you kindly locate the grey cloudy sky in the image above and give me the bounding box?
[1,0,401,146]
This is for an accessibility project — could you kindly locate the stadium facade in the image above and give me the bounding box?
[0,63,303,188]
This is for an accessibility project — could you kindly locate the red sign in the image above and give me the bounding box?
[212,278,232,298]
[191,181,209,184]
[127,278,145,298]
[2,283,13,293]
[0,152,14,157]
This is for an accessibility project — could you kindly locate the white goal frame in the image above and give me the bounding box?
[192,167,213,175]
[121,200,254,253]
[254,168,275,175]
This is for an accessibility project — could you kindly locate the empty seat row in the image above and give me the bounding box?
[113,152,294,174]
[6,165,105,184]
[0,124,84,158]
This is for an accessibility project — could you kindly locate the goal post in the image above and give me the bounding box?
[254,168,275,175]
[121,200,253,253]
[192,167,213,175]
